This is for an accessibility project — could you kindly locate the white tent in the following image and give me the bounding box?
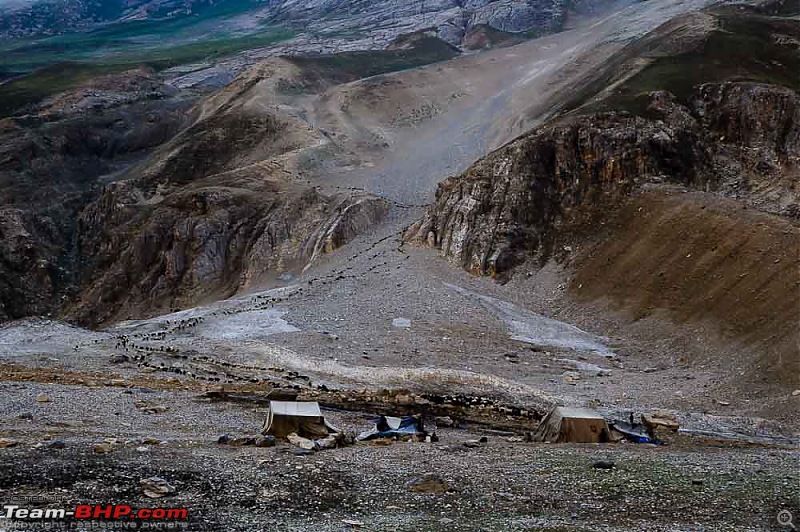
[262,401,338,439]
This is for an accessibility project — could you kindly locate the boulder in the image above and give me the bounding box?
[287,433,316,451]
[407,473,449,494]
[641,412,680,432]
[0,438,19,448]
[141,477,176,499]
[254,436,277,448]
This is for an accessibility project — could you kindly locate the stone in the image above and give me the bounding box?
[593,460,615,470]
[392,318,411,329]
[135,401,168,414]
[48,440,66,449]
[641,412,680,432]
[316,436,338,450]
[434,416,454,428]
[141,477,176,499]
[407,473,449,494]
[36,394,51,403]
[92,443,117,454]
[287,433,316,451]
[0,438,19,448]
[254,436,277,448]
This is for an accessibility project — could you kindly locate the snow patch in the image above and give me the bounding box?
[445,283,615,358]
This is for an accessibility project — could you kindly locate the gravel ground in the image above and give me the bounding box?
[1,380,798,532]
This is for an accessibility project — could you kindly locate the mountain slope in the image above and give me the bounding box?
[405,6,800,390]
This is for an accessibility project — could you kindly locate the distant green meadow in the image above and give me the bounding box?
[0,0,293,116]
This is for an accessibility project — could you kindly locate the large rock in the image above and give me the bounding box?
[407,473,450,494]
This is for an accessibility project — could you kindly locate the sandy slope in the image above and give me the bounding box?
[290,0,714,204]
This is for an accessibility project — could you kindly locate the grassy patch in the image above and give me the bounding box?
[0,62,122,117]
[282,36,459,90]
[0,28,292,117]
[0,27,292,74]
[566,12,800,116]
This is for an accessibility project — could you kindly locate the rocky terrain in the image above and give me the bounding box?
[0,0,799,530]
[0,0,596,44]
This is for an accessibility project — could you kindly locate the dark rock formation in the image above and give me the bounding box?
[0,70,192,322]
[0,65,388,326]
[405,82,799,278]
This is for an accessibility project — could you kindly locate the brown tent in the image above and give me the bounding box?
[262,401,338,439]
[531,406,611,443]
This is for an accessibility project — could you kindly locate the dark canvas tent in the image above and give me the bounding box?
[357,415,427,441]
[532,406,612,443]
[262,401,338,439]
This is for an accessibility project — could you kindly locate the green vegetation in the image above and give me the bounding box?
[0,27,292,117]
[568,12,800,116]
[0,62,123,117]
[283,36,459,89]
[0,0,292,117]
[0,21,292,74]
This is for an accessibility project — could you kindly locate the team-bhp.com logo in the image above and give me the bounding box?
[2,504,188,528]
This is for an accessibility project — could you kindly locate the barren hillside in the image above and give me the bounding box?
[0,1,798,530]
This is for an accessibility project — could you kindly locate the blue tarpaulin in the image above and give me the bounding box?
[611,420,660,444]
[357,415,427,441]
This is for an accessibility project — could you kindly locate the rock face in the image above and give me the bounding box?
[265,0,568,48]
[405,82,799,279]
[2,0,588,48]
[0,62,388,326]
[0,69,192,322]
[67,67,389,324]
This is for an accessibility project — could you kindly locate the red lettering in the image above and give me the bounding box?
[166,509,188,519]
[94,506,113,519]
[113,506,132,519]
[152,509,166,519]
[74,505,92,519]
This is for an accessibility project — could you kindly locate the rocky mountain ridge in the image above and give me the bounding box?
[0,62,390,325]
[0,0,608,49]
[405,82,799,277]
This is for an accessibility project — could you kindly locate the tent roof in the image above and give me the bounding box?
[555,407,605,420]
[269,401,322,418]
